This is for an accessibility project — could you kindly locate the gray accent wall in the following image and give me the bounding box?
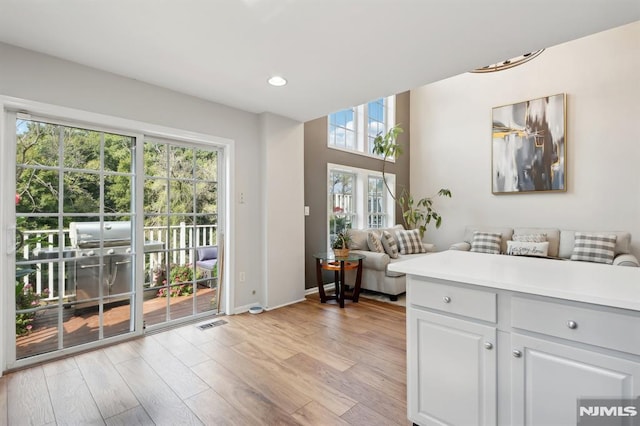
[303,91,411,289]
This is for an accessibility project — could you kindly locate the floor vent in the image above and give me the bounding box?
[195,319,228,330]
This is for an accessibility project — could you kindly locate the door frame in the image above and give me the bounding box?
[0,96,236,373]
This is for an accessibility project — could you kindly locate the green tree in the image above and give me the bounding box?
[16,120,219,231]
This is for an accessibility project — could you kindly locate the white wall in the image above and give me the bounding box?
[410,21,640,259]
[0,42,305,317]
[260,113,306,309]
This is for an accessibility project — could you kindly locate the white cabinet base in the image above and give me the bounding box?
[408,309,496,426]
[405,272,640,426]
[511,333,640,426]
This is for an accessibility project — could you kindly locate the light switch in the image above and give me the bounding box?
[304,206,310,216]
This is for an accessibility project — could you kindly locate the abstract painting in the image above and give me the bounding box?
[492,93,566,194]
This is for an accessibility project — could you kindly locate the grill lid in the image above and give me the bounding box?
[70,221,132,248]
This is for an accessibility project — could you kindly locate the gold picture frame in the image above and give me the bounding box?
[491,93,567,194]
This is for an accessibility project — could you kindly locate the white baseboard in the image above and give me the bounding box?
[265,298,306,311]
[232,297,308,314]
[232,303,259,314]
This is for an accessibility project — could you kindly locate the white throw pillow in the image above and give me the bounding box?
[506,241,549,257]
[512,233,547,243]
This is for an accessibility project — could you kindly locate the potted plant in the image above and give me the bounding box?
[332,231,351,257]
[372,125,452,238]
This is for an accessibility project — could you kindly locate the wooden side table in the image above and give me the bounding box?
[313,252,365,308]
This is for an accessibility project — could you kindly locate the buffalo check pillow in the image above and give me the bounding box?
[381,230,400,259]
[470,231,502,254]
[570,232,617,264]
[397,229,427,255]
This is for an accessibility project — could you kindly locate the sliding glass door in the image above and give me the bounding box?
[142,139,220,330]
[13,116,136,360]
[7,112,223,367]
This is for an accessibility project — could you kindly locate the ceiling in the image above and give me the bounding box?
[0,0,638,122]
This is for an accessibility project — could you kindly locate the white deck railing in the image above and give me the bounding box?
[20,222,217,301]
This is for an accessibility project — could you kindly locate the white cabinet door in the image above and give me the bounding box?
[511,333,640,426]
[408,308,497,426]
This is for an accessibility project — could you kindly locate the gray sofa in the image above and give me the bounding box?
[345,225,435,300]
[450,226,639,266]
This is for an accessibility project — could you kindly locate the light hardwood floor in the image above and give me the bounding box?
[0,295,410,425]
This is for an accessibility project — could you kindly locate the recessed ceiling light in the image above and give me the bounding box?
[267,76,287,87]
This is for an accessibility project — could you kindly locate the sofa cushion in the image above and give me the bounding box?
[470,231,502,254]
[386,253,428,277]
[347,228,369,250]
[464,226,513,254]
[197,246,218,261]
[381,230,399,258]
[397,229,427,254]
[367,231,385,253]
[559,230,631,258]
[570,232,617,264]
[196,259,217,270]
[513,228,560,257]
[348,225,403,251]
[350,249,390,271]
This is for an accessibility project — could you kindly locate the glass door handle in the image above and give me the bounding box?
[7,225,17,255]
[79,263,106,269]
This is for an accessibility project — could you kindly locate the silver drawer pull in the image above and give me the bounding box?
[443,296,451,303]
[512,350,522,358]
[567,320,578,329]
[484,342,493,350]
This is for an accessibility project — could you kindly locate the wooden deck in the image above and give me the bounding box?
[16,287,217,359]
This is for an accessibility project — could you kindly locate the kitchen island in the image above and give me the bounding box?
[389,250,640,426]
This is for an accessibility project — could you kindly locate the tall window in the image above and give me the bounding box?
[328,96,396,157]
[328,170,355,245]
[367,98,387,155]
[327,108,356,150]
[368,176,386,228]
[328,164,395,249]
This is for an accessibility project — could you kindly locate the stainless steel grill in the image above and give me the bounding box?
[69,221,164,309]
[69,221,133,309]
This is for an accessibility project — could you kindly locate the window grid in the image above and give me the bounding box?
[329,170,356,244]
[367,176,386,229]
[367,98,387,155]
[327,164,395,251]
[327,96,395,158]
[14,118,136,357]
[328,108,356,150]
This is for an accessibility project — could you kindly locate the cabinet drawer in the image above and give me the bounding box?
[409,279,497,322]
[511,297,640,355]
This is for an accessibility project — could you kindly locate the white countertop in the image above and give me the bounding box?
[388,250,640,311]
